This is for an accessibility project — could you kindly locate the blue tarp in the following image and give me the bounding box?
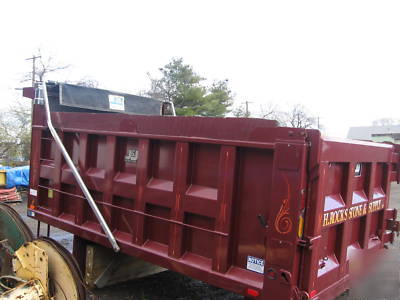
[0,166,29,189]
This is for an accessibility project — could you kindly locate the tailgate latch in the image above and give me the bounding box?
[298,235,321,250]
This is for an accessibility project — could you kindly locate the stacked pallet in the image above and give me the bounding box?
[0,187,21,203]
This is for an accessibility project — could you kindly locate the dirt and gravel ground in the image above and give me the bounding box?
[8,184,400,299]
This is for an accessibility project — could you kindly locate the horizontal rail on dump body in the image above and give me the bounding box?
[26,88,400,300]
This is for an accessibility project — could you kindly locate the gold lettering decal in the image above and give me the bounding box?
[322,199,385,227]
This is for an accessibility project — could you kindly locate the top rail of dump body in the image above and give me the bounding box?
[25,84,400,300]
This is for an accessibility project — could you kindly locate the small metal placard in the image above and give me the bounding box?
[125,149,139,163]
[29,189,38,197]
[108,94,125,111]
[246,256,265,274]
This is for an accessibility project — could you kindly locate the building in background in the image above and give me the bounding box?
[347,125,400,143]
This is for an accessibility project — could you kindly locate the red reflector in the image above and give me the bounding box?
[309,290,318,298]
[246,288,260,297]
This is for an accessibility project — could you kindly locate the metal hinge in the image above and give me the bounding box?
[298,235,321,250]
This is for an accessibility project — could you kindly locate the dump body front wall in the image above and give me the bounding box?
[28,103,399,300]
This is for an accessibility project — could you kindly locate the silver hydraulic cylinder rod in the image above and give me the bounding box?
[40,81,120,252]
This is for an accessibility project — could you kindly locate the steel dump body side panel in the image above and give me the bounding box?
[28,104,399,300]
[29,105,311,298]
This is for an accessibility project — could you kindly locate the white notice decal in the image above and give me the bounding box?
[29,188,37,196]
[247,256,265,274]
[108,94,125,111]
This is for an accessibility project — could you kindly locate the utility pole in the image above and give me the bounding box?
[245,100,253,117]
[26,55,41,87]
[26,55,41,111]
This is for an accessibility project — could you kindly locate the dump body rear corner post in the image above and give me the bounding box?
[262,141,309,299]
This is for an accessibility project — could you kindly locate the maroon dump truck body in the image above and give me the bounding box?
[28,102,400,299]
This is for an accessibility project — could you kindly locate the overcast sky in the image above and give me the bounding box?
[1,0,399,137]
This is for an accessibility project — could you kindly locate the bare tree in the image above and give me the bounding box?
[233,101,267,118]
[22,49,70,84]
[9,50,99,165]
[259,102,282,121]
[232,101,318,130]
[233,103,251,117]
[280,104,317,129]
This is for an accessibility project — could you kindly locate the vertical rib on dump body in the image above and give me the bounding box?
[27,87,400,300]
